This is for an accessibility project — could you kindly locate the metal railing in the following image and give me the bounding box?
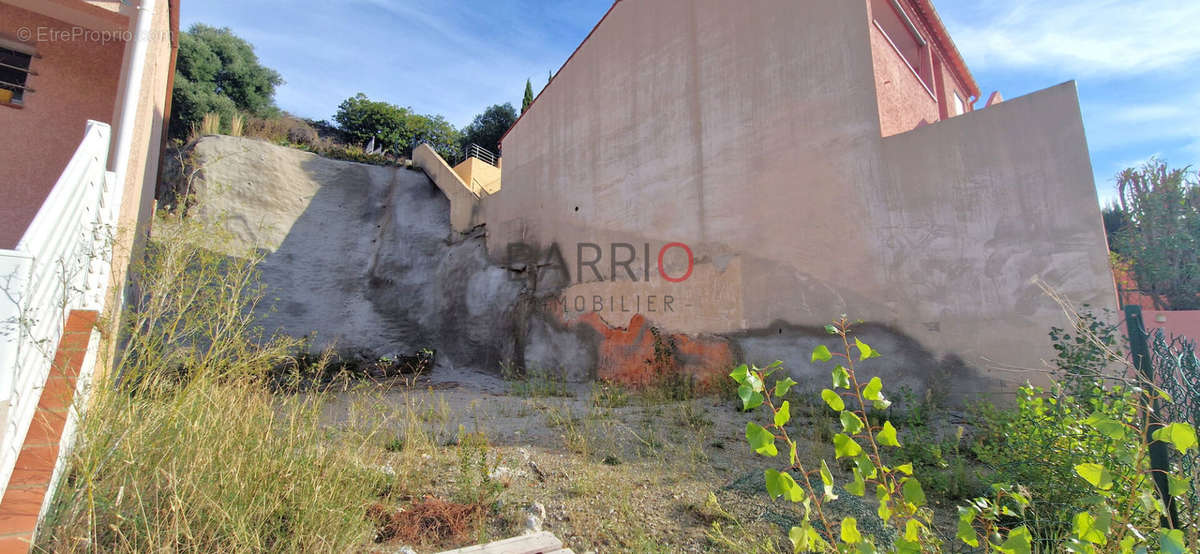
[463,143,498,167]
[0,121,117,500]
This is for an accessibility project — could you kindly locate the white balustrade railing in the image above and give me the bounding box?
[0,121,117,500]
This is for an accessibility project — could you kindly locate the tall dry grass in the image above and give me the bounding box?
[38,214,395,553]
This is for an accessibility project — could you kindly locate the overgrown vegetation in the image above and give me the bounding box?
[730,315,1198,553]
[1108,158,1200,309]
[40,215,394,552]
[171,24,283,140]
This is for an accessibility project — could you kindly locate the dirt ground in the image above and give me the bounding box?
[317,366,894,554]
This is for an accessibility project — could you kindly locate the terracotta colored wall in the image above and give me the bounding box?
[1144,310,1200,344]
[869,22,940,136]
[0,4,124,248]
[866,0,974,136]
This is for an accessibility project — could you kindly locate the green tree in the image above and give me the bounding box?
[522,79,534,114]
[459,103,518,155]
[1114,159,1200,309]
[1101,201,1128,254]
[333,93,460,160]
[170,24,283,139]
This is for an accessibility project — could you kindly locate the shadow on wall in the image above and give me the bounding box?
[184,136,1008,402]
[255,155,523,371]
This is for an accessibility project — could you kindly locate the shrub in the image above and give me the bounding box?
[972,383,1142,543]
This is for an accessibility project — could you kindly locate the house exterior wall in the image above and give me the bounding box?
[869,21,940,136]
[867,0,976,136]
[0,4,125,248]
[488,0,1116,395]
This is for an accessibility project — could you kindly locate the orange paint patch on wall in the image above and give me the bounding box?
[568,312,733,388]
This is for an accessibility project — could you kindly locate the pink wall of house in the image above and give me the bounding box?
[867,0,978,136]
[0,4,125,248]
[1144,310,1200,345]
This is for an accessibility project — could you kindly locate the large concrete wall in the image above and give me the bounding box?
[488,0,1117,396]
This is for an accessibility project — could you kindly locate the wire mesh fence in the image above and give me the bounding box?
[1148,326,1200,526]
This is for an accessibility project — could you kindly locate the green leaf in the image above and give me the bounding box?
[775,401,791,427]
[746,371,764,393]
[774,376,798,397]
[855,337,880,360]
[1153,422,1198,453]
[997,525,1031,554]
[1168,474,1190,496]
[824,324,839,335]
[834,433,863,458]
[788,526,804,553]
[1084,413,1128,440]
[853,454,876,479]
[876,484,892,521]
[765,470,806,503]
[812,345,833,363]
[729,364,750,386]
[820,460,837,500]
[765,469,784,498]
[840,411,865,434]
[737,384,764,411]
[821,389,845,411]
[904,519,922,543]
[745,422,778,457]
[862,376,891,409]
[832,365,851,389]
[957,507,979,547]
[895,463,913,475]
[789,441,798,466]
[791,523,828,553]
[780,472,805,503]
[1074,463,1114,490]
[1073,511,1107,545]
[841,517,862,544]
[863,377,882,399]
[901,478,926,507]
[1159,529,1187,554]
[877,421,901,447]
[846,468,866,496]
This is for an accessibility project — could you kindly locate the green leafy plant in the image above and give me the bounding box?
[972,383,1141,543]
[1049,305,1125,397]
[454,427,505,509]
[1055,390,1198,553]
[730,317,1032,553]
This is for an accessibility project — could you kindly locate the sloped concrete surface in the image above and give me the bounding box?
[181,136,523,371]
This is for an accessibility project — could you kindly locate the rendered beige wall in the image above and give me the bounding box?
[453,157,501,195]
[489,0,1116,390]
[414,144,483,233]
[99,0,174,373]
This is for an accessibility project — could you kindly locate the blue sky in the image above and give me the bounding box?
[180,1,1199,205]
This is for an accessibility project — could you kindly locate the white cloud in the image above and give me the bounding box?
[943,0,1200,77]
